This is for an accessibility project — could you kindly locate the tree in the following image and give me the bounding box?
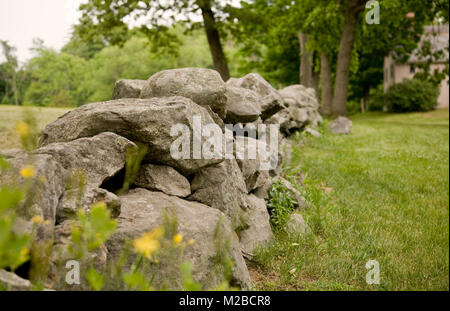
[77,0,234,80]
[331,0,366,116]
[0,41,22,106]
[24,41,89,107]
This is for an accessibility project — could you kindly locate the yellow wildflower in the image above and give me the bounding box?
[31,215,45,224]
[15,121,30,138]
[133,227,164,259]
[20,165,35,179]
[188,238,195,245]
[173,233,183,244]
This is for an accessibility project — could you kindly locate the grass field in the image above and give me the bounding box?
[251,108,449,291]
[0,105,448,291]
[0,105,71,150]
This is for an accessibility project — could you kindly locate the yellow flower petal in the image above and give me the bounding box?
[31,215,44,224]
[133,228,163,259]
[173,233,183,244]
[20,165,35,179]
[188,238,195,245]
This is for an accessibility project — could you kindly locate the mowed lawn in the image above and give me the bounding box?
[251,108,449,291]
[1,105,449,291]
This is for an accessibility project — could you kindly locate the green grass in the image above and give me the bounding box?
[0,105,71,150]
[251,109,449,291]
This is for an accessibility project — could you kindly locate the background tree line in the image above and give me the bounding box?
[0,0,448,115]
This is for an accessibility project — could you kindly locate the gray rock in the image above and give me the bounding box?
[224,86,261,124]
[253,176,274,200]
[37,132,136,188]
[140,68,227,119]
[227,73,285,120]
[38,97,224,175]
[329,116,352,134]
[0,152,65,224]
[134,164,191,198]
[56,187,121,223]
[239,194,273,253]
[286,213,309,236]
[279,85,319,109]
[188,159,249,229]
[234,136,270,193]
[112,79,146,99]
[107,188,251,290]
[305,127,322,137]
[0,269,31,291]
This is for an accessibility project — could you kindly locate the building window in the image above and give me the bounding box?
[410,64,415,74]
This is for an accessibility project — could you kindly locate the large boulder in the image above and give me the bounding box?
[329,116,352,134]
[227,73,285,120]
[38,97,224,175]
[37,132,136,188]
[112,79,146,99]
[106,188,251,290]
[239,195,273,253]
[188,159,249,229]
[224,86,261,124]
[0,152,65,224]
[134,164,191,198]
[279,85,319,109]
[140,68,227,119]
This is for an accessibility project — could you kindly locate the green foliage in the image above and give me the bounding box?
[24,47,89,107]
[0,186,30,271]
[69,202,117,259]
[267,179,297,229]
[384,79,439,112]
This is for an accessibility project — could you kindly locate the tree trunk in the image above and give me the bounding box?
[12,70,19,106]
[298,31,313,87]
[361,84,370,112]
[201,5,230,81]
[331,0,365,116]
[320,53,332,116]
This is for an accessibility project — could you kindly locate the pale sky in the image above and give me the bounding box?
[0,0,84,63]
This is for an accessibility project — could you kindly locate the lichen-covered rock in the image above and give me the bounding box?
[234,136,271,193]
[279,85,319,109]
[239,194,273,253]
[107,188,252,290]
[112,79,146,99]
[224,86,261,124]
[188,159,249,229]
[140,68,227,119]
[38,97,224,175]
[329,116,352,134]
[37,132,136,188]
[134,164,191,198]
[227,73,285,120]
